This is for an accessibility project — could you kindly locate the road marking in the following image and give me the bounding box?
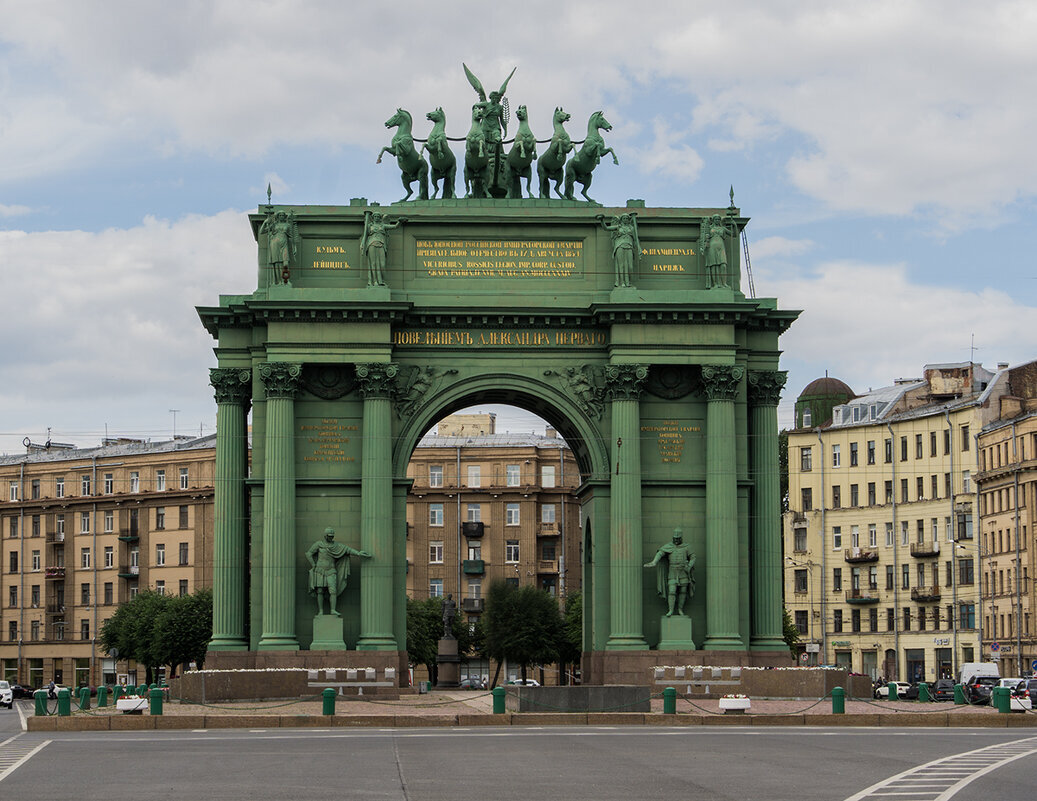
[0,736,51,783]
[15,701,28,731]
[842,735,1037,801]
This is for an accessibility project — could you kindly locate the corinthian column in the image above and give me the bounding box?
[356,363,399,651]
[257,362,302,651]
[702,364,745,650]
[208,367,252,651]
[605,364,649,650]
[748,370,788,650]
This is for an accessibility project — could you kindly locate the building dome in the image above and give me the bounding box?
[794,376,854,429]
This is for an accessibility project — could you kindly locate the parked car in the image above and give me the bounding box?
[874,681,917,700]
[0,680,13,709]
[1018,678,1037,704]
[506,679,540,687]
[458,677,487,690]
[931,679,956,701]
[965,676,999,704]
[9,683,36,700]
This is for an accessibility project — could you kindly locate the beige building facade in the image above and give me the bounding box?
[0,436,216,689]
[784,363,1000,683]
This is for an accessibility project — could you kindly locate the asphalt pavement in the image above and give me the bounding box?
[1,721,1036,801]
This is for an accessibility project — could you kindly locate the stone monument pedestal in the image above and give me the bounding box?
[657,614,696,650]
[435,637,460,688]
[310,614,347,650]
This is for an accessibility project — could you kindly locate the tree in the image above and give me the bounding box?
[406,597,442,684]
[99,590,169,684]
[483,581,564,685]
[779,430,789,515]
[782,607,801,658]
[153,589,213,677]
[558,591,583,684]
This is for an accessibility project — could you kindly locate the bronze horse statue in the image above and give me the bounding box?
[564,111,618,202]
[538,107,573,198]
[505,105,537,199]
[464,105,490,198]
[377,108,429,201]
[421,107,457,199]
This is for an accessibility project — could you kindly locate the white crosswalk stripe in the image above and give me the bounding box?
[0,735,51,783]
[843,736,1037,801]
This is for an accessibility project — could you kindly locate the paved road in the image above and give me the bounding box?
[1,709,1035,801]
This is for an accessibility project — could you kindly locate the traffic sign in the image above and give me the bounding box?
[799,652,810,664]
[991,642,1000,651]
[1031,659,1037,672]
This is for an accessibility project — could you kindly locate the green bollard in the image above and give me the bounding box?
[954,684,966,705]
[887,681,899,701]
[995,686,1011,714]
[918,682,930,703]
[492,686,506,714]
[149,687,163,715]
[97,686,108,708]
[832,686,845,714]
[322,687,336,716]
[113,685,123,702]
[57,688,71,717]
[137,684,148,698]
[34,689,48,717]
[663,686,677,715]
[79,686,91,710]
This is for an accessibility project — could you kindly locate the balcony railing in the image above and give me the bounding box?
[910,541,940,558]
[537,559,559,574]
[46,531,65,544]
[46,603,66,614]
[461,598,484,613]
[844,548,878,564]
[44,566,65,579]
[537,523,559,536]
[117,565,140,579]
[911,585,942,602]
[462,559,485,575]
[461,521,484,539]
[845,588,880,604]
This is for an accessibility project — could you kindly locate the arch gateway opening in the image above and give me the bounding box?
[198,197,799,684]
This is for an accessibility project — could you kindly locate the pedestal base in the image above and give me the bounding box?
[657,614,696,650]
[436,637,460,688]
[310,615,347,651]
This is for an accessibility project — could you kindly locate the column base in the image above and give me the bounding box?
[257,636,300,651]
[356,635,399,651]
[749,636,790,652]
[703,636,745,651]
[310,615,347,651]
[207,637,249,652]
[605,635,650,651]
[657,615,696,650]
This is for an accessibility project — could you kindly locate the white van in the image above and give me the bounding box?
[958,662,1000,686]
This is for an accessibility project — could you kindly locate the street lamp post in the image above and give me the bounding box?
[786,556,819,663]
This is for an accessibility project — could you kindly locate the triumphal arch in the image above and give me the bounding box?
[198,68,798,684]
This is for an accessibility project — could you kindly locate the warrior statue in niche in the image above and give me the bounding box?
[258,209,297,285]
[361,210,405,286]
[644,527,697,617]
[306,527,371,617]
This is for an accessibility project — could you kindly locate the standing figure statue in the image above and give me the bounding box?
[463,63,516,195]
[360,210,405,287]
[258,209,298,285]
[644,527,696,617]
[702,214,736,289]
[597,213,639,287]
[306,527,371,617]
[376,108,429,202]
[442,594,457,639]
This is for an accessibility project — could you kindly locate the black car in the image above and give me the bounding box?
[931,679,956,701]
[965,676,998,704]
[1013,678,1037,703]
[9,683,36,700]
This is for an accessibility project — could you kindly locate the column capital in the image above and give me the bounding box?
[259,362,302,398]
[210,367,252,406]
[356,363,399,399]
[747,370,787,406]
[701,364,744,402]
[604,364,648,401]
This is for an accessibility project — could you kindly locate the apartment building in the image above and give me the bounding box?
[0,436,215,689]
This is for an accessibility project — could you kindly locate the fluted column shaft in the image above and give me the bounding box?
[605,364,649,650]
[258,362,301,650]
[208,368,252,651]
[703,365,745,650]
[748,370,788,649]
[356,363,399,650]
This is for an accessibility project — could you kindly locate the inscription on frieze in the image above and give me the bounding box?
[640,243,696,275]
[415,239,583,278]
[301,418,358,463]
[640,420,701,463]
[308,242,353,271]
[392,329,607,347]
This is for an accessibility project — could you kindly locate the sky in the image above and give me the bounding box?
[2,0,1036,453]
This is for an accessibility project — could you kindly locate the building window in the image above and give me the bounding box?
[867,483,876,505]
[506,464,521,486]
[793,569,808,593]
[851,525,860,548]
[868,524,877,548]
[467,541,481,561]
[81,547,91,569]
[903,607,911,631]
[958,558,974,585]
[179,579,189,596]
[930,431,937,457]
[850,484,859,507]
[429,465,444,488]
[104,473,114,494]
[81,583,90,605]
[931,474,939,499]
[506,540,520,562]
[849,442,858,467]
[8,551,17,573]
[9,481,20,501]
[31,620,40,641]
[155,543,166,566]
[179,542,189,566]
[8,585,15,607]
[179,468,189,489]
[156,470,166,491]
[155,508,165,530]
[899,436,907,462]
[542,465,556,488]
[962,470,971,493]
[31,550,40,571]
[959,603,975,629]
[429,541,444,564]
[851,609,861,632]
[30,516,39,537]
[104,582,113,605]
[104,546,114,568]
[916,476,924,500]
[155,581,165,596]
[129,472,139,493]
[467,465,480,487]
[794,610,808,635]
[31,479,40,499]
[867,440,876,465]
[793,528,807,552]
[832,486,841,508]
[915,434,923,459]
[832,526,842,550]
[831,445,841,468]
[800,447,812,471]
[833,609,843,633]
[466,503,481,522]
[130,548,139,568]
[541,504,556,523]
[429,578,444,598]
[429,504,444,526]
[884,438,892,463]
[900,478,908,503]
[103,510,113,533]
[961,425,970,451]
[80,512,90,534]
[885,522,894,547]
[8,621,16,641]
[801,488,812,511]
[55,477,65,498]
[832,567,842,591]
[179,506,189,529]
[901,563,909,589]
[506,503,520,525]
[467,579,481,600]
[81,474,91,496]
[886,564,894,590]
[944,473,951,498]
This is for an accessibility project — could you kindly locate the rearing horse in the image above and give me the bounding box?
[564,111,618,203]
[421,107,457,199]
[377,108,429,202]
[464,105,490,198]
[538,107,572,199]
[505,105,537,199]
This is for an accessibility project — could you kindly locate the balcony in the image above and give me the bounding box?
[845,588,880,604]
[537,559,559,574]
[911,585,942,602]
[910,541,940,558]
[118,564,140,579]
[537,522,559,536]
[843,548,878,564]
[462,559,485,575]
[461,521,484,539]
[46,531,65,544]
[118,532,139,543]
[46,603,66,615]
[44,566,65,580]
[461,597,484,613]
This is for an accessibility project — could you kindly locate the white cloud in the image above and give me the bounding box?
[0,204,31,217]
[631,118,704,182]
[748,236,815,261]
